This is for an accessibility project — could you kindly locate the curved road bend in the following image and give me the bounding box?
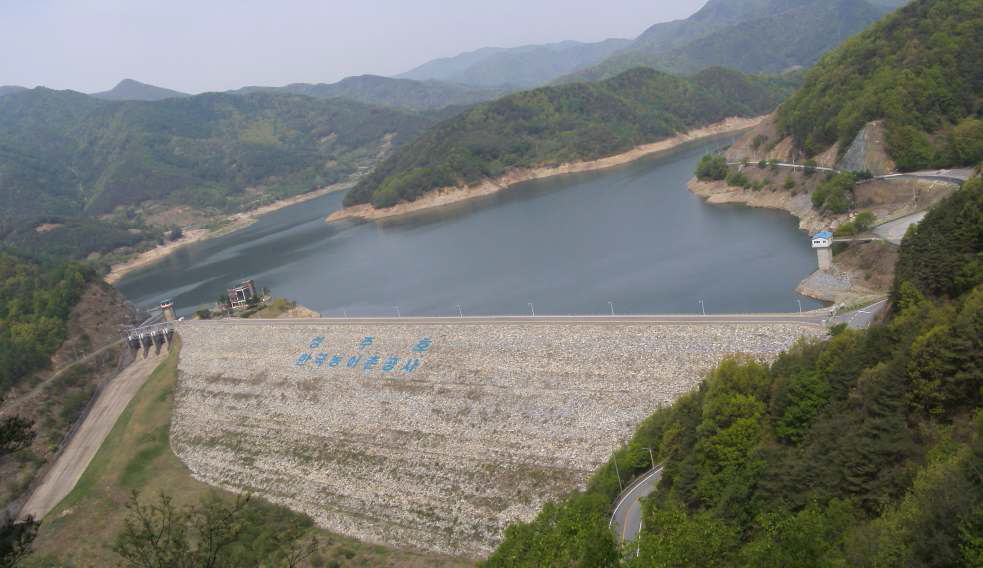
[610,466,664,544]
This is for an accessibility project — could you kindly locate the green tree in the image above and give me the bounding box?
[113,492,315,568]
[630,506,738,568]
[695,154,728,181]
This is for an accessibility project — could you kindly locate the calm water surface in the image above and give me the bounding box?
[117,142,824,316]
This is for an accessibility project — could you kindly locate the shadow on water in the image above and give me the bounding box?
[117,137,825,317]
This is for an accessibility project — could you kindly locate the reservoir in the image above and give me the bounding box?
[117,141,825,316]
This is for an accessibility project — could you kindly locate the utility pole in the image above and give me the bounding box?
[797,299,803,314]
[644,447,656,470]
[456,305,463,318]
[608,301,615,316]
[700,299,706,316]
[528,302,535,317]
[613,456,624,492]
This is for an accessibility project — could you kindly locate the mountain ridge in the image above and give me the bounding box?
[396,38,632,88]
[558,0,896,82]
[228,74,509,111]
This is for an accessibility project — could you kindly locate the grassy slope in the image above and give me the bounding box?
[29,340,470,568]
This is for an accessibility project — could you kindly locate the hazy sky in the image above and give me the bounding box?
[0,0,706,93]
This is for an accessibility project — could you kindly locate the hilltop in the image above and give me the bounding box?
[90,78,189,101]
[230,74,509,112]
[340,66,792,211]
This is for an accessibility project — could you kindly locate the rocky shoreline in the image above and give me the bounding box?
[687,178,833,234]
[105,182,353,285]
[687,177,904,304]
[326,116,766,224]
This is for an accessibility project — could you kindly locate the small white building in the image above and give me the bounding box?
[812,231,833,248]
[812,231,833,271]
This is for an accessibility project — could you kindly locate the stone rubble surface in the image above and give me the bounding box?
[173,321,823,557]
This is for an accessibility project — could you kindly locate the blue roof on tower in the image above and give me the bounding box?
[813,231,833,239]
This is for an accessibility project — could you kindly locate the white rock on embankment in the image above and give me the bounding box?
[172,321,823,557]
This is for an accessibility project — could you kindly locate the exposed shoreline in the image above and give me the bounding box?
[325,116,766,224]
[687,177,902,305]
[105,182,352,285]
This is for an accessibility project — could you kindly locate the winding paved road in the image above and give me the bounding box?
[728,162,972,186]
[610,466,663,545]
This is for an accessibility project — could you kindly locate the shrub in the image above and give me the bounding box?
[784,177,796,190]
[726,171,750,189]
[804,159,818,176]
[812,172,857,213]
[758,160,768,169]
[695,154,728,181]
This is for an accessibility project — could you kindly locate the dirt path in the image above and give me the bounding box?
[0,341,124,419]
[19,353,162,520]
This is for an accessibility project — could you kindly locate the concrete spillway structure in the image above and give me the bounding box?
[172,319,824,557]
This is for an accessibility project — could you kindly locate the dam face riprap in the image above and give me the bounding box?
[172,321,823,556]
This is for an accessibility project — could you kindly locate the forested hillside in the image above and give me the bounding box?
[230,75,509,112]
[558,0,895,83]
[486,173,983,567]
[0,88,434,218]
[344,67,791,209]
[0,252,91,393]
[778,0,983,170]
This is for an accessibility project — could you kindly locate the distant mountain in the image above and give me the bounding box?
[397,39,632,88]
[558,0,896,83]
[229,75,509,112]
[0,88,435,220]
[0,85,28,97]
[90,78,189,101]
[345,66,790,209]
